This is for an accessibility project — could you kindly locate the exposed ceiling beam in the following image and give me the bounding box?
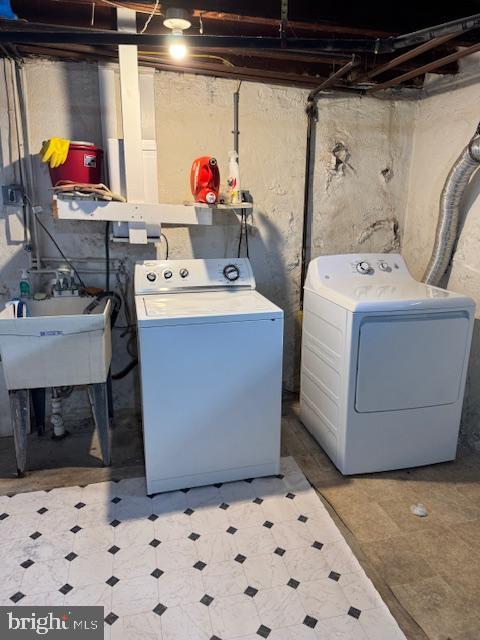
[0,29,378,53]
[309,56,358,96]
[13,0,361,32]
[370,41,480,91]
[356,32,460,82]
[3,11,480,54]
[14,43,341,89]
[151,46,351,65]
[192,10,392,38]
[13,0,161,14]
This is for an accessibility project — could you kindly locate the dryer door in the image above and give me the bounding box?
[355,311,471,413]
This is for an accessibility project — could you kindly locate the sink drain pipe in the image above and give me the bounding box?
[423,123,480,285]
[50,386,73,439]
[50,390,65,439]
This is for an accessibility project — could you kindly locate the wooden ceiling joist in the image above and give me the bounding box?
[7,0,480,90]
[15,43,332,89]
[356,32,461,82]
[370,41,480,91]
[191,10,392,38]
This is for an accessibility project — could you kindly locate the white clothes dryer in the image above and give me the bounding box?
[300,253,475,474]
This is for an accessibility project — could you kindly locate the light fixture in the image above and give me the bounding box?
[163,7,191,61]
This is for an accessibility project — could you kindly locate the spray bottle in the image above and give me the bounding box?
[19,269,31,299]
[227,150,241,205]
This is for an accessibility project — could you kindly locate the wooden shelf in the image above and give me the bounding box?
[53,195,252,226]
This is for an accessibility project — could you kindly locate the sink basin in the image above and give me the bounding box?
[0,297,112,389]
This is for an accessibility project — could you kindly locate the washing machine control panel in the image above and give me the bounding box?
[223,264,240,281]
[135,258,256,294]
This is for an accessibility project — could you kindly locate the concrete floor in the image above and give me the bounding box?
[0,401,479,639]
[282,404,480,640]
[0,410,145,494]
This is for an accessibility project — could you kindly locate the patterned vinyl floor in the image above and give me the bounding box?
[0,457,406,639]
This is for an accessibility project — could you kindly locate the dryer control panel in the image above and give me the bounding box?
[135,258,256,294]
[349,255,405,277]
[307,253,410,282]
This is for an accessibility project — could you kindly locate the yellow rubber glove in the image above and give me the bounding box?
[40,137,70,169]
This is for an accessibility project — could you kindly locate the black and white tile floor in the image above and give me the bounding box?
[0,457,406,639]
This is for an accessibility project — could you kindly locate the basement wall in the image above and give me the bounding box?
[403,53,480,448]
[0,58,414,436]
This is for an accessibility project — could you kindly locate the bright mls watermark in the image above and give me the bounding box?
[0,607,103,639]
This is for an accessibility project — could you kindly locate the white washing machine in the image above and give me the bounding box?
[300,253,475,474]
[135,258,283,494]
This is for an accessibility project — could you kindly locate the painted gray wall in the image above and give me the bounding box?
[0,59,415,436]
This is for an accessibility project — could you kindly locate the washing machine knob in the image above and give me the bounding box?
[179,268,189,279]
[223,264,240,281]
[378,261,390,272]
[356,261,371,274]
[146,272,157,282]
[163,269,173,280]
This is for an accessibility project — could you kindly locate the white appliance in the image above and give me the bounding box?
[135,258,283,494]
[300,253,475,474]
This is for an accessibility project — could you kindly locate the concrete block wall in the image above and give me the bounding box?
[0,58,415,437]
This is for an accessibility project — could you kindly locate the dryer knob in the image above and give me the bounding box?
[179,268,189,278]
[163,269,173,280]
[146,272,157,282]
[356,261,371,274]
[378,261,390,272]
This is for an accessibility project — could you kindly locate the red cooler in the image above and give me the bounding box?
[49,141,103,186]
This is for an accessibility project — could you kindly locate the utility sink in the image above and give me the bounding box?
[0,297,112,390]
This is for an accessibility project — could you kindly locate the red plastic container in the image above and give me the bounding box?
[49,141,103,186]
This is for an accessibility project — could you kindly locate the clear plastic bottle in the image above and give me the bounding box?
[227,150,241,205]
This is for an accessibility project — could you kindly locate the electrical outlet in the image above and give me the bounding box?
[2,184,24,206]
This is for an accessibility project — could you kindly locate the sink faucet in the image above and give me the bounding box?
[53,268,76,296]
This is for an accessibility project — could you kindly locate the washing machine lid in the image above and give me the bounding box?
[304,253,475,312]
[135,290,283,327]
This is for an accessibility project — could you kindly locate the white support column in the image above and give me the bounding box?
[117,7,147,243]
[139,68,159,204]
[139,68,161,240]
[97,63,117,185]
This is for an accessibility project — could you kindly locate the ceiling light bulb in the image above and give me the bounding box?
[169,29,187,60]
[169,41,187,60]
[163,8,190,61]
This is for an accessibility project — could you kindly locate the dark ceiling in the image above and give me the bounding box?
[3,1,480,91]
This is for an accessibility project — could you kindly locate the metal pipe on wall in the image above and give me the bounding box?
[299,58,357,309]
[233,84,240,157]
[423,131,480,285]
[9,59,41,267]
[299,101,316,309]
